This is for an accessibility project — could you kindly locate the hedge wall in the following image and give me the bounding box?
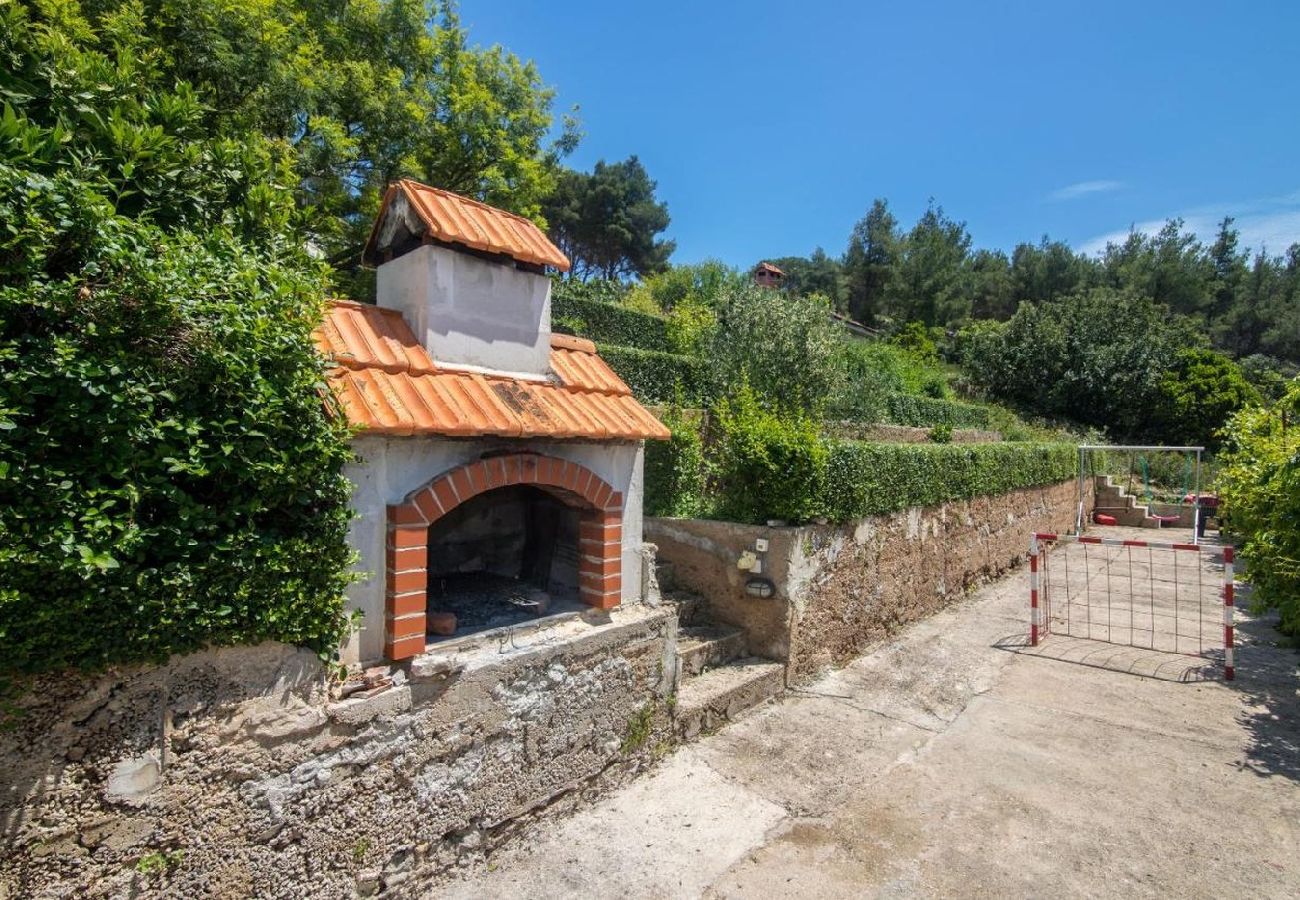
[820,441,1077,521]
[883,394,991,429]
[552,294,671,353]
[644,430,1077,526]
[597,344,708,405]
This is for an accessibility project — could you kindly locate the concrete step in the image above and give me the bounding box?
[678,625,746,677]
[675,657,784,741]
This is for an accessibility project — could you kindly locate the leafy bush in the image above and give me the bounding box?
[1152,349,1258,448]
[623,260,742,312]
[551,289,671,352]
[1216,380,1300,634]
[598,344,708,404]
[820,442,1078,521]
[709,285,843,414]
[665,295,717,357]
[711,385,828,524]
[958,290,1205,439]
[0,220,355,675]
[644,407,708,518]
[890,321,941,364]
[928,423,954,444]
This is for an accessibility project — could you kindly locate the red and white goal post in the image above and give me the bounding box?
[1029,532,1235,680]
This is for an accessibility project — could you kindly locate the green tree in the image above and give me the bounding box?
[885,203,974,327]
[9,0,577,290]
[841,199,899,325]
[1010,238,1098,307]
[543,156,674,281]
[1152,349,1259,448]
[970,248,1016,319]
[959,288,1204,438]
[709,284,843,415]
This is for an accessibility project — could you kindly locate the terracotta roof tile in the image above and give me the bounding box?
[316,302,668,441]
[363,180,570,272]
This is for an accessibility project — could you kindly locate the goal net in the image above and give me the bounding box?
[1029,532,1235,679]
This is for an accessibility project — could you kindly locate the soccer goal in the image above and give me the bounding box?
[1075,444,1211,544]
[1029,532,1235,679]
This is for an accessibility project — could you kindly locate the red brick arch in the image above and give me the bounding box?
[384,453,624,660]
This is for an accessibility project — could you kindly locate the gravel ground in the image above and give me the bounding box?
[430,527,1300,899]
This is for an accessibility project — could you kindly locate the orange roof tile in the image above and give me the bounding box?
[363,180,570,272]
[316,302,668,441]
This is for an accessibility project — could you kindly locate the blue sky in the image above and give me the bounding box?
[462,1,1299,268]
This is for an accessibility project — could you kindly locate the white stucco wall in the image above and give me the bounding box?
[375,245,552,377]
[340,436,647,666]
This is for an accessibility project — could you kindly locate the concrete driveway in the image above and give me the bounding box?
[432,534,1300,899]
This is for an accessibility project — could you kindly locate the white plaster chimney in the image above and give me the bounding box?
[376,244,552,377]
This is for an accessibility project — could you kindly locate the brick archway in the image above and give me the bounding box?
[384,453,624,660]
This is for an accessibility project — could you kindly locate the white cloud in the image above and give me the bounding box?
[1078,191,1300,257]
[1048,180,1125,201]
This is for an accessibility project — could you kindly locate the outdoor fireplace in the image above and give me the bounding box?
[315,180,668,666]
[424,483,580,634]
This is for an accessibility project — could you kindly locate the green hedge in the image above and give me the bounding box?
[883,394,991,429]
[644,412,708,518]
[598,344,708,404]
[552,294,671,352]
[820,442,1077,521]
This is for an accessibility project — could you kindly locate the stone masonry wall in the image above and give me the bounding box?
[647,478,1084,683]
[0,606,675,899]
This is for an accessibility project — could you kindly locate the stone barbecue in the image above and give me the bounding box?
[315,180,668,665]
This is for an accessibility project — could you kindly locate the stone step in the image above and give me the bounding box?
[675,657,784,741]
[677,625,746,677]
[665,590,710,627]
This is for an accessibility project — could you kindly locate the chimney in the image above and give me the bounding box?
[363,181,571,377]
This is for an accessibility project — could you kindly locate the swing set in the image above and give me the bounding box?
[1075,444,1207,544]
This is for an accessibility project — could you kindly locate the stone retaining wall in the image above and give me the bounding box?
[0,606,676,899]
[647,478,1083,683]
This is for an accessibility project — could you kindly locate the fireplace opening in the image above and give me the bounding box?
[425,485,583,639]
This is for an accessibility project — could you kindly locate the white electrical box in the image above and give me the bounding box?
[755,538,769,552]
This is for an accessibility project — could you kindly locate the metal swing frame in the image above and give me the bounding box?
[1075,444,1205,544]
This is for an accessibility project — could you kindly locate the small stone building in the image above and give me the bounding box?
[315,180,668,667]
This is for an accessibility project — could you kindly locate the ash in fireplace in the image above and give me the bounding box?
[427,571,577,634]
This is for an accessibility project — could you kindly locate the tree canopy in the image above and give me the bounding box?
[542,156,674,281]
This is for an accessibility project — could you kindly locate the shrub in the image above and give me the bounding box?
[958,290,1205,439]
[820,442,1078,521]
[928,423,954,444]
[890,321,940,364]
[1215,381,1300,634]
[665,295,717,357]
[711,385,828,524]
[597,344,708,404]
[0,220,355,675]
[1152,349,1259,448]
[709,285,843,415]
[644,406,707,518]
[550,289,671,352]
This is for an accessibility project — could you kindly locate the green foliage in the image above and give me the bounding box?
[890,322,940,364]
[842,199,899,324]
[711,385,828,524]
[1216,381,1300,634]
[885,203,974,327]
[1152,349,1259,448]
[644,407,707,518]
[136,850,184,876]
[1237,354,1298,403]
[0,220,355,675]
[709,284,843,415]
[597,345,707,405]
[764,249,843,309]
[928,423,954,444]
[550,285,670,352]
[959,289,1205,440]
[544,156,674,281]
[883,394,990,429]
[625,260,741,313]
[3,0,575,293]
[664,296,717,357]
[820,442,1078,521]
